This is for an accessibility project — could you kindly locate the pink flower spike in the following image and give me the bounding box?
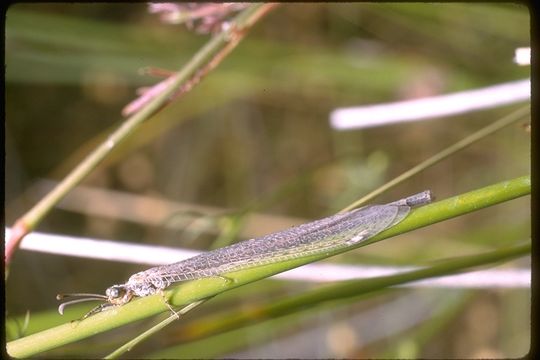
[122,75,177,117]
[147,3,250,33]
[147,3,185,24]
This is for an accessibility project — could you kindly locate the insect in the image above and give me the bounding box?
[57,190,432,318]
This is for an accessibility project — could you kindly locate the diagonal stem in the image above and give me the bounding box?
[340,104,530,212]
[6,175,530,358]
[5,3,279,268]
[105,299,210,359]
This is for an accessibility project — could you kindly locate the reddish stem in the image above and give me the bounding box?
[122,3,279,117]
[5,219,30,266]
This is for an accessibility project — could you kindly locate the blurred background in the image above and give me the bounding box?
[5,3,530,358]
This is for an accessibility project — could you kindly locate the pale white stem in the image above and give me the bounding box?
[6,228,529,289]
[330,78,530,130]
[514,47,531,65]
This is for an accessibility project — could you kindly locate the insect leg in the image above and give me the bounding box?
[158,289,180,319]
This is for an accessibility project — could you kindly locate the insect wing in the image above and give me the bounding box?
[342,203,410,246]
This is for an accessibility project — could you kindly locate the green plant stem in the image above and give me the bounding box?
[154,243,530,346]
[341,105,530,212]
[6,175,530,358]
[5,3,278,266]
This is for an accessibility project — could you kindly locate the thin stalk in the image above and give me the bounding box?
[5,3,278,266]
[105,299,209,359]
[340,104,530,212]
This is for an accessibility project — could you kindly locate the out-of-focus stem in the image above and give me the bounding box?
[5,3,279,267]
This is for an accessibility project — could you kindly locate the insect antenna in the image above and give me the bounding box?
[56,293,108,315]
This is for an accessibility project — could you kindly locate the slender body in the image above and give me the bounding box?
[58,191,432,317]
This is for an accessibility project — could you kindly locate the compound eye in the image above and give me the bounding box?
[106,286,124,299]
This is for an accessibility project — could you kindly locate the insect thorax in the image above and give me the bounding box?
[126,271,169,297]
